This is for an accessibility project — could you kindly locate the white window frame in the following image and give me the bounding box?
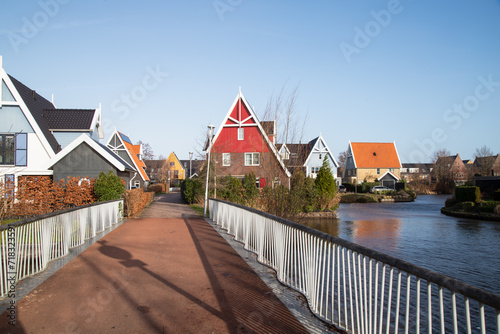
[244,152,259,166]
[222,153,231,166]
[377,168,381,175]
[134,180,140,188]
[238,128,244,141]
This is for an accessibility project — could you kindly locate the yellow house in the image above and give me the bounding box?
[165,152,186,183]
[343,142,402,188]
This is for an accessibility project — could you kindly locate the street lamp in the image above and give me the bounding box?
[204,124,215,217]
[189,151,193,178]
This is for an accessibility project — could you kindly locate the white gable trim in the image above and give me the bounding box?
[303,135,339,168]
[378,170,400,181]
[45,134,131,171]
[348,141,357,168]
[393,141,403,168]
[209,90,291,178]
[1,65,56,158]
[106,130,148,182]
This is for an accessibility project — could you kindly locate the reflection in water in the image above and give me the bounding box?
[294,195,500,295]
[349,219,401,252]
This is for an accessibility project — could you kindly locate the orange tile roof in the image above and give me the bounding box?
[120,133,149,181]
[351,142,401,168]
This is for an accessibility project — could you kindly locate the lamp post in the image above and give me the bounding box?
[189,151,193,178]
[204,124,215,217]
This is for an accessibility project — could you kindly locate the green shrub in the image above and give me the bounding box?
[219,176,243,204]
[242,172,260,207]
[461,201,475,211]
[181,178,203,204]
[455,186,480,203]
[315,157,337,210]
[478,201,500,213]
[94,171,125,202]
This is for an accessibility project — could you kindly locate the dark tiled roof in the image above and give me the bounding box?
[9,75,60,153]
[144,159,167,170]
[261,121,276,136]
[94,139,135,172]
[179,159,204,175]
[278,143,311,168]
[44,109,95,130]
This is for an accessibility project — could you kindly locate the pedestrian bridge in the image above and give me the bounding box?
[0,194,499,333]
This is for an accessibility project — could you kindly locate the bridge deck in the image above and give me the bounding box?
[0,193,309,333]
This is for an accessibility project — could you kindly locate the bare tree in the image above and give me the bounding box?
[474,145,494,159]
[337,149,349,177]
[473,145,495,176]
[137,140,155,160]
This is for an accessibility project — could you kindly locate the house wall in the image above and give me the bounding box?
[52,142,131,186]
[347,168,400,183]
[166,154,185,181]
[305,152,337,179]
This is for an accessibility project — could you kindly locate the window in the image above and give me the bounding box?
[15,133,27,166]
[0,134,15,165]
[245,153,259,166]
[222,153,231,166]
[377,168,380,175]
[170,162,175,166]
[174,170,179,178]
[238,128,244,140]
[389,168,395,173]
[134,180,140,188]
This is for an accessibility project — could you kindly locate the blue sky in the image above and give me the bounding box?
[1,0,499,162]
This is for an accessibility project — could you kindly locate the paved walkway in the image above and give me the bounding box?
[0,193,309,333]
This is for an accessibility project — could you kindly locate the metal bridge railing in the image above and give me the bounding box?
[209,198,500,334]
[0,200,123,297]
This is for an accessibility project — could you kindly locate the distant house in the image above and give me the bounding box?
[278,135,339,183]
[165,152,185,184]
[0,55,129,186]
[207,90,291,188]
[343,142,402,188]
[473,154,500,177]
[144,159,167,183]
[400,163,433,183]
[179,159,204,179]
[106,130,149,189]
[46,134,135,184]
[434,154,468,186]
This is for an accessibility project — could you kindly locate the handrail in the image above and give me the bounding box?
[0,200,123,298]
[209,198,500,333]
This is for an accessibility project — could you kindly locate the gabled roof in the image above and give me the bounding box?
[277,143,311,167]
[436,154,461,166]
[304,135,339,168]
[44,109,96,131]
[379,170,400,181]
[474,155,500,167]
[8,75,60,153]
[209,90,291,178]
[349,142,402,168]
[46,134,135,172]
[107,130,149,182]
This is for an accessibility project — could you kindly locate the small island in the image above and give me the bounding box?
[441,186,500,221]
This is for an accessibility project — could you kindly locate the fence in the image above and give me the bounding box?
[0,200,123,297]
[209,198,500,334]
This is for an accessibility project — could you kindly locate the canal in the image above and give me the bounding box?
[300,195,500,295]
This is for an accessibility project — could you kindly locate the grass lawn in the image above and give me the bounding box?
[1,219,18,226]
[189,204,206,216]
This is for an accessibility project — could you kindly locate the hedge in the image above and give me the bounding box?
[123,188,154,217]
[455,186,480,203]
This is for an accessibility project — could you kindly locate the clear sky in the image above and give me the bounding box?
[1,0,499,162]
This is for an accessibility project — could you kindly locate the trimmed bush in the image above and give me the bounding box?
[461,201,475,211]
[181,178,203,204]
[445,197,457,208]
[123,188,154,217]
[455,186,480,203]
[94,171,125,202]
[478,201,500,213]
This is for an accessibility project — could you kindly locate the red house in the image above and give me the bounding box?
[207,90,291,188]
